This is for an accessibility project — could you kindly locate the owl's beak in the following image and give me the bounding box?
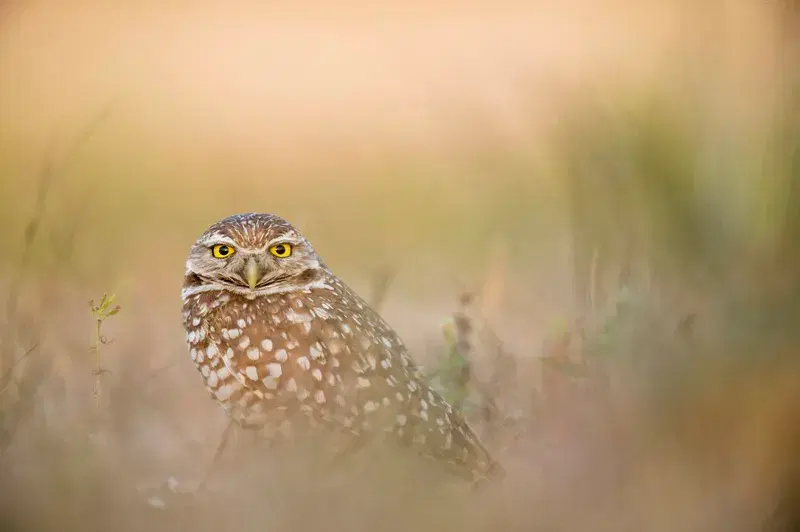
[245,257,261,290]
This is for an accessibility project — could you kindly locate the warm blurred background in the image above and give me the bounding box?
[1,0,799,530]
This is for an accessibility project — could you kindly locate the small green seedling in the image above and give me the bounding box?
[88,293,120,407]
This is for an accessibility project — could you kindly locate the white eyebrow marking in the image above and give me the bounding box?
[199,235,238,247]
[265,236,301,248]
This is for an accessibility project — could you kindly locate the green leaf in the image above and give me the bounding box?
[99,294,116,312]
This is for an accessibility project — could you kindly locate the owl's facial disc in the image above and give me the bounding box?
[186,236,323,296]
[183,213,329,299]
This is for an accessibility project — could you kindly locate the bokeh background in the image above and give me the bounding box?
[1,1,799,531]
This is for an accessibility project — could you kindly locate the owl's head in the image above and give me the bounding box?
[183,213,326,298]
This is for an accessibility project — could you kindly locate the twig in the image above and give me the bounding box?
[196,420,237,492]
[369,266,397,313]
[0,344,38,397]
[88,294,121,408]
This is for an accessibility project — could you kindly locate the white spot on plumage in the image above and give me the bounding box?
[262,376,279,390]
[310,343,323,358]
[245,366,259,381]
[228,328,241,339]
[217,367,230,379]
[312,368,323,381]
[237,319,247,328]
[364,401,378,413]
[285,378,297,391]
[296,357,311,371]
[216,384,235,401]
[247,347,260,361]
[357,377,371,389]
[207,371,219,387]
[315,390,326,404]
[238,336,250,349]
[192,317,201,326]
[275,349,288,362]
[266,363,282,377]
[200,365,210,377]
[261,339,273,351]
[396,414,407,426]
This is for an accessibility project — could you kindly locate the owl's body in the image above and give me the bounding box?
[182,213,501,483]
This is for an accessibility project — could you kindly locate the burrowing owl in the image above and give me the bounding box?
[182,213,502,484]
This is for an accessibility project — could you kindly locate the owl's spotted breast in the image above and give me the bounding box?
[182,273,498,481]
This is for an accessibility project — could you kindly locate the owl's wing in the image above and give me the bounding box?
[346,309,503,484]
[304,287,504,485]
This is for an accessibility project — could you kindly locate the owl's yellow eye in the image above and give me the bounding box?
[269,243,293,258]
[211,244,236,258]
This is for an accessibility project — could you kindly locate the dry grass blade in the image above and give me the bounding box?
[0,344,38,398]
[0,103,114,458]
[369,265,397,313]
